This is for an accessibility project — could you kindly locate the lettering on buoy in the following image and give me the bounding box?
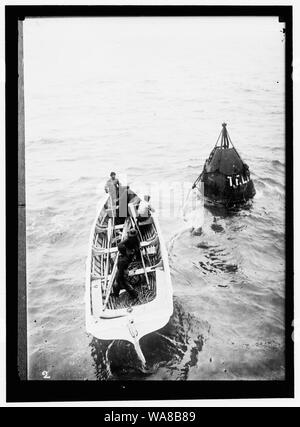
[227,174,250,187]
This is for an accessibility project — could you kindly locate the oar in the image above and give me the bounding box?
[103,218,113,291]
[128,204,152,265]
[102,219,130,311]
[110,194,116,239]
[129,217,150,288]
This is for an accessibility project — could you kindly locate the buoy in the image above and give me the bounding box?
[192,123,255,205]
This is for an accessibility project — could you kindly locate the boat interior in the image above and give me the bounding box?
[90,191,162,312]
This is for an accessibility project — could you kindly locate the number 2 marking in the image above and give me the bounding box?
[42,370,50,379]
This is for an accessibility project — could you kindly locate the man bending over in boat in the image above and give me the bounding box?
[104,172,120,205]
[137,195,155,222]
[118,228,141,260]
[113,236,138,299]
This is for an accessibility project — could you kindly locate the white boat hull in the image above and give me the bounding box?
[85,191,173,362]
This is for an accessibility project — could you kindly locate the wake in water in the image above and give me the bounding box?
[90,299,211,380]
[168,188,204,252]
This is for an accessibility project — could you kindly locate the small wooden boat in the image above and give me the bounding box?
[85,187,173,365]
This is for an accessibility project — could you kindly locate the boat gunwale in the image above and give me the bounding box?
[86,193,109,316]
[85,191,173,343]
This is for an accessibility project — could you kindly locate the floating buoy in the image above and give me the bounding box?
[192,123,255,205]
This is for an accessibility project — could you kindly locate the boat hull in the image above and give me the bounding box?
[85,191,173,352]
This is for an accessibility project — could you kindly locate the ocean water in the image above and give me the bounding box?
[24,17,286,380]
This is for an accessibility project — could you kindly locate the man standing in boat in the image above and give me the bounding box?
[104,172,120,205]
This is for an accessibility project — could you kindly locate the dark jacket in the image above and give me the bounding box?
[117,253,131,274]
[118,235,140,254]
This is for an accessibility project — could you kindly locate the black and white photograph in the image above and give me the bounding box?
[4,4,296,404]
